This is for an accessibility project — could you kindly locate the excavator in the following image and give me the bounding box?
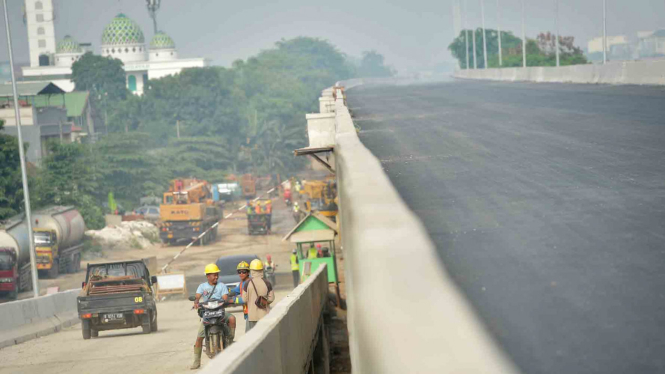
[159,179,221,245]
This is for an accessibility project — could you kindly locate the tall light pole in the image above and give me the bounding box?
[146,0,161,34]
[554,0,560,67]
[602,0,607,64]
[3,0,39,298]
[473,27,478,69]
[497,0,503,66]
[521,0,527,68]
[464,0,470,69]
[481,0,488,69]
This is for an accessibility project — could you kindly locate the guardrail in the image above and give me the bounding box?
[455,59,665,86]
[200,264,329,374]
[0,289,80,349]
[333,83,517,373]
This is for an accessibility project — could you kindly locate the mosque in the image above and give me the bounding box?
[20,0,208,95]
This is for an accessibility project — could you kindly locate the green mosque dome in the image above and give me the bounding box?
[150,31,176,50]
[56,35,81,54]
[101,13,145,46]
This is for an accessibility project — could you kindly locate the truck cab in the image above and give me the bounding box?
[0,249,17,299]
[34,228,58,273]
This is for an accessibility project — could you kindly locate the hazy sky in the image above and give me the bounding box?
[0,0,663,72]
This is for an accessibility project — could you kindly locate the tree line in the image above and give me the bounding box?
[0,37,395,228]
[449,29,587,69]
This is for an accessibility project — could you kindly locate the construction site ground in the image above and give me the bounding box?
[0,192,350,373]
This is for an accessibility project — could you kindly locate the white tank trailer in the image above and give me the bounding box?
[0,206,85,283]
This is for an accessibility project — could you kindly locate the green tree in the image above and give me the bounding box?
[72,52,129,130]
[39,142,105,229]
[0,121,26,220]
[357,50,396,77]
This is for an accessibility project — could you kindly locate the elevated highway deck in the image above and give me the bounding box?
[348,81,665,374]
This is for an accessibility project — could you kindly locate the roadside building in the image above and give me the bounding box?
[637,30,665,58]
[0,82,92,163]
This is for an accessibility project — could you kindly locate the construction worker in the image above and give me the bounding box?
[308,243,318,259]
[242,260,275,332]
[290,249,300,288]
[191,263,234,370]
[229,261,251,331]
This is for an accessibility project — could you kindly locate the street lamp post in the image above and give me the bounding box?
[554,0,560,67]
[497,0,503,66]
[481,0,488,69]
[602,0,607,64]
[146,0,161,34]
[2,0,40,298]
[521,0,527,68]
[464,0,470,69]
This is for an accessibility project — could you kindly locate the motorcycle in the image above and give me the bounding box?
[189,296,228,358]
[264,266,277,286]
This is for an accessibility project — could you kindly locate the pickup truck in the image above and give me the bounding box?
[77,260,158,340]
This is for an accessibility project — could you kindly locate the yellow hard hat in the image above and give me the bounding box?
[237,261,250,271]
[249,259,263,271]
[204,263,220,274]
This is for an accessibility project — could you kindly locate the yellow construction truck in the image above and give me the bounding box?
[159,179,221,245]
[299,180,338,222]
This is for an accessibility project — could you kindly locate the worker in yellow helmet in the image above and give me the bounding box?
[229,261,251,331]
[242,259,275,332]
[190,263,234,369]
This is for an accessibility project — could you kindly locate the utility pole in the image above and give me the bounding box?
[473,27,478,69]
[602,0,607,64]
[521,0,527,68]
[497,0,503,66]
[465,0,470,69]
[3,0,40,298]
[481,0,488,69]
[555,0,560,67]
[146,0,161,34]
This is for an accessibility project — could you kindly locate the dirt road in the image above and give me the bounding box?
[0,198,297,373]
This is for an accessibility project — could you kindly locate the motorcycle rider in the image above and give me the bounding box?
[190,263,235,370]
[263,255,277,285]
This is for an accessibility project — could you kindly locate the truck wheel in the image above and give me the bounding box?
[91,329,99,338]
[82,320,91,340]
[150,311,158,332]
[142,313,152,334]
[47,259,59,279]
[66,256,76,273]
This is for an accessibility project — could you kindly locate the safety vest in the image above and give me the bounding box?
[308,248,318,259]
[290,254,299,270]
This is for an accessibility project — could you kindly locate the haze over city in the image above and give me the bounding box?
[1,0,664,72]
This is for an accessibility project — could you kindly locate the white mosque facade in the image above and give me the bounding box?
[21,0,208,95]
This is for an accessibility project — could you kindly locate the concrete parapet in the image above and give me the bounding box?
[305,113,336,148]
[333,88,517,373]
[199,264,329,373]
[455,60,665,85]
[0,289,80,349]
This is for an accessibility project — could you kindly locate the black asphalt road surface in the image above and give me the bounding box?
[348,81,665,374]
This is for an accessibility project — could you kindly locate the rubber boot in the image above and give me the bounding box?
[190,346,203,370]
[226,327,236,347]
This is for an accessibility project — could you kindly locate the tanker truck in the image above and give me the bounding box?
[0,206,85,299]
[0,216,33,300]
[32,206,85,278]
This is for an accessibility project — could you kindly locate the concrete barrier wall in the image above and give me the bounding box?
[333,87,517,373]
[0,289,80,349]
[199,264,329,374]
[455,60,665,85]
